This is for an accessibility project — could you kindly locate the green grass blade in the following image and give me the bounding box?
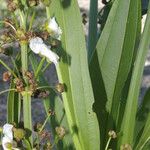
[119,1,150,146]
[48,0,100,149]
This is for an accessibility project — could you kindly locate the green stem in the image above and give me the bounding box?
[0,59,17,78]
[20,43,28,82]
[105,137,112,150]
[11,57,21,78]
[39,114,50,133]
[0,21,17,32]
[22,90,33,146]
[41,62,51,73]
[0,89,16,95]
[35,57,45,79]
[28,10,36,31]
[19,9,33,147]
[36,86,53,90]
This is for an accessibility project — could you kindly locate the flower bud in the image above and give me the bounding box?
[16,29,26,42]
[55,83,65,93]
[28,0,39,7]
[108,130,117,139]
[3,71,11,82]
[41,0,51,6]
[7,0,20,12]
[120,144,132,150]
[55,126,66,139]
[13,128,26,141]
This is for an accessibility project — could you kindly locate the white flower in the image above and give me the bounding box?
[29,37,59,65]
[2,123,13,150]
[48,17,62,40]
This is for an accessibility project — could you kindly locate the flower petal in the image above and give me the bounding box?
[48,17,62,40]
[39,43,59,65]
[29,37,43,54]
[29,37,59,65]
[3,124,13,140]
[2,136,13,150]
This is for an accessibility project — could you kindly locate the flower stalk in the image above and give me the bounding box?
[19,10,33,147]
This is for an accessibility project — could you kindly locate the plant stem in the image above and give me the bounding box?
[0,59,17,78]
[22,90,33,146]
[39,114,50,133]
[19,9,33,147]
[105,137,111,150]
[41,62,51,73]
[35,57,45,79]
[0,89,16,95]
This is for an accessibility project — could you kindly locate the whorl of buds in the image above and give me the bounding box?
[3,71,11,82]
[120,144,132,150]
[55,83,65,93]
[28,0,39,7]
[7,0,20,12]
[24,71,38,92]
[16,29,27,42]
[41,0,51,6]
[14,78,25,92]
[108,130,117,139]
[55,126,66,139]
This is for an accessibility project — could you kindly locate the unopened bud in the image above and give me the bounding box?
[41,0,51,6]
[28,0,39,7]
[7,0,19,12]
[3,71,11,82]
[108,130,117,139]
[120,144,132,150]
[55,126,66,139]
[13,128,26,141]
[55,83,65,93]
[16,29,26,42]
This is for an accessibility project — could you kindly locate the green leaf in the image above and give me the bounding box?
[48,0,100,149]
[87,0,98,60]
[89,0,139,146]
[134,88,150,146]
[119,1,150,146]
[135,112,150,150]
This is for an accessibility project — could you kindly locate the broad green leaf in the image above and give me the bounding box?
[90,0,139,147]
[30,54,74,149]
[48,0,100,149]
[119,1,150,146]
[87,0,98,60]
